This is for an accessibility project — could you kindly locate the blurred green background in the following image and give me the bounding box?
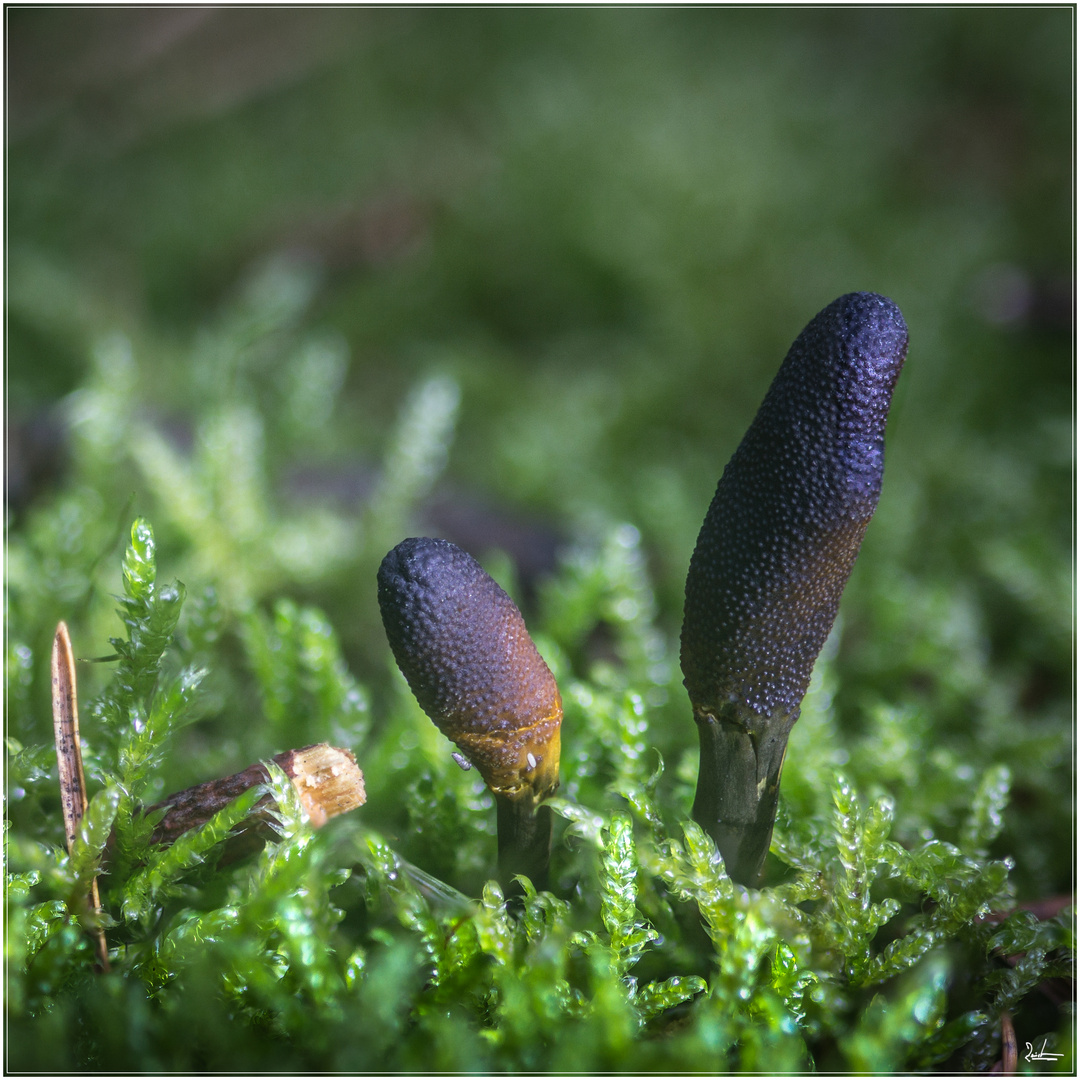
[7,8,1073,896]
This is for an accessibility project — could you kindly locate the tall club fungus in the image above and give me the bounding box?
[681,293,908,884]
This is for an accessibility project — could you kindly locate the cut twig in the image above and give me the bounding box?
[140,743,366,864]
[53,623,366,962]
[51,621,110,971]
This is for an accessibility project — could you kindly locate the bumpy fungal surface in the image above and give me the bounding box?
[682,291,907,725]
[378,537,562,805]
[681,291,907,882]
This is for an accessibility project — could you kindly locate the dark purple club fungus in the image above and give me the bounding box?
[681,292,908,885]
[378,537,561,890]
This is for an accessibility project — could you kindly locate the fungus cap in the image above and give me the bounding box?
[378,537,561,804]
[681,291,908,728]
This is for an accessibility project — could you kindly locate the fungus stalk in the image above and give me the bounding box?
[681,292,908,885]
[378,537,561,890]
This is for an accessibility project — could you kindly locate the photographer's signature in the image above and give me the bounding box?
[1025,1039,1064,1063]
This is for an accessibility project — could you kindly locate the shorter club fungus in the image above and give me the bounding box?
[681,292,908,885]
[378,536,561,889]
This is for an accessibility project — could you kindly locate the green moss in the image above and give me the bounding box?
[6,9,1072,1070]
[5,479,1070,1071]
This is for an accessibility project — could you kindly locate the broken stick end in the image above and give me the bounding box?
[280,743,367,829]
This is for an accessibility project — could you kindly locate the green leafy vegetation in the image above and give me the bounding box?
[6,7,1072,1073]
